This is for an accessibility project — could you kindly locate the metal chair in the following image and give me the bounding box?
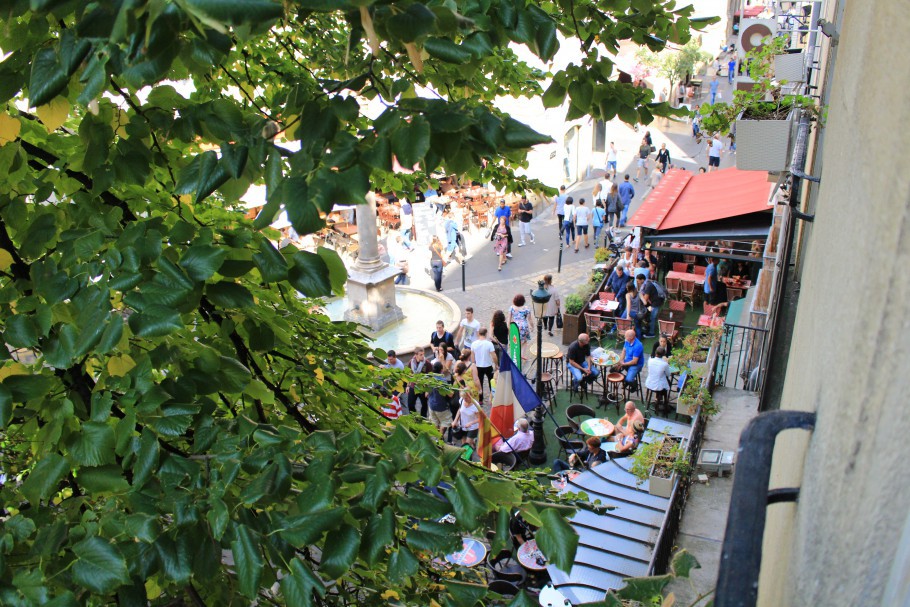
[692,265,707,276]
[683,254,697,265]
[614,317,634,344]
[672,262,689,273]
[539,372,557,406]
[599,291,616,302]
[555,426,585,461]
[566,403,596,435]
[566,359,589,402]
[668,299,687,313]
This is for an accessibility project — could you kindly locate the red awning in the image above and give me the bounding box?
[628,167,773,231]
[734,5,766,17]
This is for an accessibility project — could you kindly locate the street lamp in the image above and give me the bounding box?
[529,280,551,465]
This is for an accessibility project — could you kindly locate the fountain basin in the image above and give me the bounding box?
[321,287,460,355]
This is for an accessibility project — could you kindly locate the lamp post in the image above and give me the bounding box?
[529,280,551,465]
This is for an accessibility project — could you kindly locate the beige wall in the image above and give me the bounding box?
[757,1,910,605]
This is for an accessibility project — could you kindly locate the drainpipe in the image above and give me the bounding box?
[758,112,818,411]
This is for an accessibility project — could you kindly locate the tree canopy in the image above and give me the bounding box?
[0,1,714,605]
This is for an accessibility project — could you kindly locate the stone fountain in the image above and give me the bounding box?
[343,192,405,331]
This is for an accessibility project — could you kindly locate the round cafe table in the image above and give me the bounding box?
[445,537,487,568]
[539,342,563,387]
[540,342,560,359]
[579,418,615,437]
[517,539,548,571]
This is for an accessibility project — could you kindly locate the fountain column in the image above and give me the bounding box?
[343,192,405,332]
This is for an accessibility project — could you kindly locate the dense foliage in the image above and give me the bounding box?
[0,0,714,604]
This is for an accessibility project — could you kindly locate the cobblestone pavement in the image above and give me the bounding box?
[387,66,739,334]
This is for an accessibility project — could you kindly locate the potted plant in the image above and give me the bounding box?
[562,283,595,345]
[773,48,806,83]
[697,36,824,172]
[676,368,718,418]
[629,433,691,498]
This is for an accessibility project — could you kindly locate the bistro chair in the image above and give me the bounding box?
[491,450,517,472]
[668,299,687,313]
[599,291,616,302]
[614,317,634,347]
[672,262,689,273]
[704,302,720,316]
[692,265,707,276]
[584,312,608,347]
[665,276,681,300]
[658,320,680,344]
[555,426,585,461]
[566,403,596,435]
[680,279,696,307]
[683,254,697,265]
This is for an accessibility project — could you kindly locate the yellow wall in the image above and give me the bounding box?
[758,2,910,605]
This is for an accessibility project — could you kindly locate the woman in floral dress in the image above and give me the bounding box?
[493,216,509,271]
[508,294,535,344]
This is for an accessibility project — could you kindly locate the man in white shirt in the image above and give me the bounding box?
[455,307,481,350]
[708,134,724,172]
[593,174,612,204]
[573,198,591,252]
[470,328,498,401]
[645,346,672,411]
[606,142,618,178]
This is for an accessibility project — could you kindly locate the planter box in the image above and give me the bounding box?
[648,469,677,498]
[735,110,797,172]
[774,51,806,83]
[677,396,696,417]
[562,306,587,345]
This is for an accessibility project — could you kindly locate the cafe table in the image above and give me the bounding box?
[592,351,620,404]
[667,270,704,286]
[445,537,488,568]
[579,418,615,437]
[517,539,548,571]
[589,299,619,313]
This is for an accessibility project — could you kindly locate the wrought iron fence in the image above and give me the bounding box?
[715,323,770,392]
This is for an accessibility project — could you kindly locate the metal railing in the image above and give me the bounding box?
[715,323,770,392]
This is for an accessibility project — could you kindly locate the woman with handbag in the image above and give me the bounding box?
[541,274,561,337]
[606,183,622,229]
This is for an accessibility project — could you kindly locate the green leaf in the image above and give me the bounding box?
[21,453,69,504]
[542,81,567,108]
[616,574,673,602]
[507,590,544,607]
[96,313,124,355]
[391,115,431,167]
[206,281,254,308]
[449,472,488,527]
[4,314,39,348]
[132,428,159,489]
[387,545,419,583]
[461,32,493,59]
[185,0,284,25]
[4,374,53,402]
[360,459,393,511]
[71,537,130,594]
[445,581,487,604]
[231,525,264,599]
[535,20,558,61]
[253,240,288,282]
[671,549,700,579]
[319,523,360,579]
[128,305,183,338]
[180,245,228,282]
[534,507,578,572]
[569,80,594,112]
[281,508,345,547]
[398,488,452,520]
[0,383,11,428]
[77,465,130,494]
[361,508,395,566]
[502,117,551,148]
[280,558,326,606]
[68,421,116,466]
[424,37,473,64]
[385,3,437,42]
[288,251,332,297]
[29,48,68,107]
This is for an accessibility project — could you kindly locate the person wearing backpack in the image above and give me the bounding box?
[635,274,666,339]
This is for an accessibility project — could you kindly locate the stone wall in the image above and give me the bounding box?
[757,1,910,605]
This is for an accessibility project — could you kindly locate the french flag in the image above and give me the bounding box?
[490,345,542,440]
